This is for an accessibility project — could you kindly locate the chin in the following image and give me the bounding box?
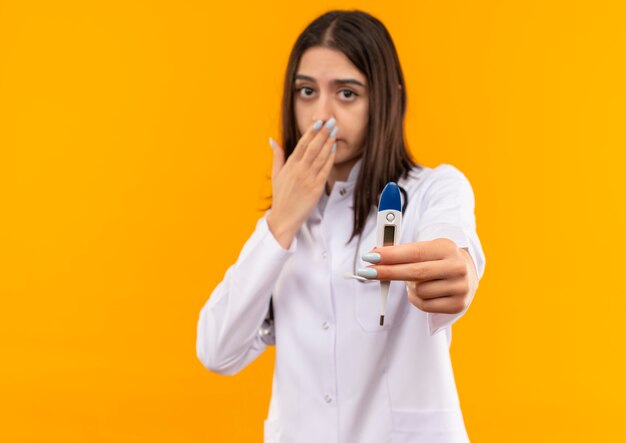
[333,143,360,164]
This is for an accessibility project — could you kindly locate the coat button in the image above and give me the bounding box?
[322,251,327,259]
[324,394,333,403]
[339,188,346,196]
[322,321,330,330]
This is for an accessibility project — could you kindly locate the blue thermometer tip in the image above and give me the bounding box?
[378,182,402,212]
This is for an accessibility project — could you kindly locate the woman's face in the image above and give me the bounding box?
[294,46,369,168]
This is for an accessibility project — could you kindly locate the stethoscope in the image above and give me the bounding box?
[259,185,409,344]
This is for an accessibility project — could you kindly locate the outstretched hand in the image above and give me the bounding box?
[359,238,478,314]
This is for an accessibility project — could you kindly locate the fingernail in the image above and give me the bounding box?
[324,117,336,130]
[329,126,338,138]
[356,268,377,278]
[330,143,336,153]
[313,119,323,131]
[269,137,277,151]
[362,252,381,263]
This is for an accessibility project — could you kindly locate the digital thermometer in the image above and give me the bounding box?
[376,182,402,326]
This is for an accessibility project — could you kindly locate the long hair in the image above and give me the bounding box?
[277,10,419,244]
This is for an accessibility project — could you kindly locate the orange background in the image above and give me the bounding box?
[1,1,625,441]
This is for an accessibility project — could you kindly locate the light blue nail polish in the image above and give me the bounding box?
[362,252,381,263]
[330,143,336,153]
[356,268,377,278]
[329,126,338,138]
[324,117,336,130]
[313,119,323,130]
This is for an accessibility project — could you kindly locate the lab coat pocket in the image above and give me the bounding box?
[354,279,408,332]
[390,409,469,443]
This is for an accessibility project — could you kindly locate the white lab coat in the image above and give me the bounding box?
[197,158,486,443]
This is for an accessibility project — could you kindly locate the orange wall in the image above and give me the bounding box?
[1,1,625,441]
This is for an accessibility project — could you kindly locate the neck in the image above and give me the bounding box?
[325,156,360,195]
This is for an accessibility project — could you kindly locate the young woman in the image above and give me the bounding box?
[197,10,486,443]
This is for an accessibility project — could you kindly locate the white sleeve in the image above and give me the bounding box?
[414,164,486,336]
[196,211,297,375]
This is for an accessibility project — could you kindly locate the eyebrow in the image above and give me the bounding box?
[295,74,366,88]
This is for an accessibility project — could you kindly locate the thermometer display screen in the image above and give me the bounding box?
[383,225,395,246]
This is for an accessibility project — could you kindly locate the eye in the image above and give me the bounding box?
[340,89,357,100]
[296,86,315,98]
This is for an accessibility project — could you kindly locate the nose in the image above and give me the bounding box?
[312,93,334,124]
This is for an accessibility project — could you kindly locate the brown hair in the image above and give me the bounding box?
[275,9,419,244]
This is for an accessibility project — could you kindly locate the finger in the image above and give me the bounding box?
[311,126,339,174]
[303,117,337,165]
[269,137,284,179]
[408,291,467,314]
[370,239,457,265]
[315,137,337,182]
[291,119,325,161]
[408,276,469,300]
[359,259,465,282]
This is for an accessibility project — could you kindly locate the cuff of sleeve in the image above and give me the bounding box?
[427,301,472,336]
[260,214,298,254]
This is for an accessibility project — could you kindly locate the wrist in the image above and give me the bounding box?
[267,211,298,250]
